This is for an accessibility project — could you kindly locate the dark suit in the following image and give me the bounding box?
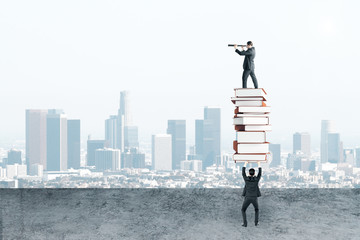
[241,167,262,224]
[235,47,258,88]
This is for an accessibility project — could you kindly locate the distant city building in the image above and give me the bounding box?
[269,144,281,167]
[29,163,44,177]
[180,160,192,171]
[321,120,335,163]
[124,126,139,149]
[293,132,311,156]
[105,115,118,149]
[343,149,355,166]
[6,164,27,179]
[67,119,81,169]
[46,109,68,171]
[95,148,121,171]
[327,133,342,163]
[121,148,145,168]
[152,134,172,171]
[356,148,360,168]
[192,160,203,172]
[26,109,48,173]
[195,107,221,169]
[287,152,308,170]
[167,120,186,170]
[7,149,22,165]
[87,139,108,166]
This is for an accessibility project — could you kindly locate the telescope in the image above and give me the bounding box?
[228,44,247,47]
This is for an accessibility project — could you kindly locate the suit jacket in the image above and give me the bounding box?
[235,47,256,70]
[242,167,262,197]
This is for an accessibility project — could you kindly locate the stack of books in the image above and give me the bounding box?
[231,88,271,162]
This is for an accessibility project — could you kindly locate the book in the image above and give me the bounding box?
[233,141,269,153]
[234,88,267,99]
[233,117,269,125]
[236,131,266,143]
[231,97,264,103]
[234,113,270,118]
[236,106,271,113]
[233,153,267,162]
[234,101,266,107]
[235,125,272,131]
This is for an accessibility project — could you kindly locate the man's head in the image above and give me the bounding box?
[249,168,255,176]
[247,41,253,48]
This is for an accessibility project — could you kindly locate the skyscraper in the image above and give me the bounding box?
[46,109,68,171]
[105,115,118,148]
[293,132,311,156]
[195,120,204,159]
[26,109,47,173]
[67,119,81,169]
[95,148,120,171]
[269,144,281,167]
[197,107,221,169]
[327,133,342,163]
[167,120,186,170]
[124,126,139,149]
[152,134,172,171]
[321,120,335,163]
[87,140,107,166]
[355,148,360,167]
[7,149,22,165]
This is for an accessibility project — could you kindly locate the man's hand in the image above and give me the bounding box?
[257,161,261,167]
[244,161,248,167]
[241,46,245,51]
[234,44,237,49]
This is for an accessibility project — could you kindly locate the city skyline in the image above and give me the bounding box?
[1,1,360,151]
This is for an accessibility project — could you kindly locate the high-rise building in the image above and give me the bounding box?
[26,109,47,173]
[95,148,120,171]
[321,120,335,163]
[327,133,342,163]
[67,119,81,169]
[121,148,145,168]
[46,109,68,171]
[293,132,311,156]
[167,120,186,170]
[152,134,172,171]
[119,91,132,126]
[195,120,204,158]
[269,144,281,167]
[195,107,221,169]
[87,140,107,166]
[343,149,355,166]
[105,115,118,148]
[124,126,139,149]
[355,148,360,167]
[7,149,22,165]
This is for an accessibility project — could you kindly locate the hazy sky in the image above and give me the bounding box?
[1,0,360,151]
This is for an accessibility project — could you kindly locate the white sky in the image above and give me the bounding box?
[1,0,360,151]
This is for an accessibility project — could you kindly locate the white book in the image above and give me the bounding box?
[237,143,269,154]
[236,131,266,143]
[233,154,267,162]
[234,88,267,99]
[235,125,272,131]
[237,106,271,113]
[231,97,264,102]
[233,117,269,125]
[234,101,265,107]
[235,113,270,118]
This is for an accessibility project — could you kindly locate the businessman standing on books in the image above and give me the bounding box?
[241,161,262,227]
[234,41,258,89]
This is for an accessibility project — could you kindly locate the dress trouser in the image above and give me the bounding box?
[241,196,259,223]
[242,69,258,88]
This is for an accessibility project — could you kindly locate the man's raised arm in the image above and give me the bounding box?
[242,161,248,179]
[257,162,262,180]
